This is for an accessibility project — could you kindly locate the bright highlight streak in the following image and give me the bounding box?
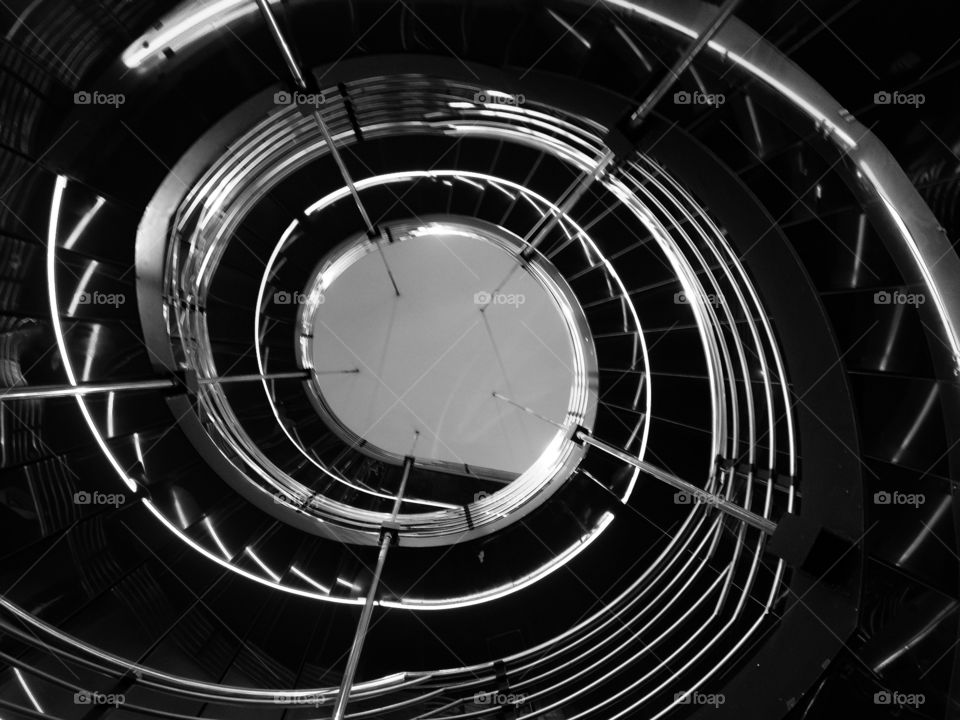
[547,8,592,48]
[63,196,105,250]
[67,259,98,315]
[172,491,189,530]
[143,500,365,605]
[47,175,137,493]
[860,161,960,366]
[121,0,257,68]
[13,668,43,713]
[244,547,280,582]
[106,391,115,437]
[133,432,146,468]
[81,325,101,382]
[291,566,331,593]
[336,576,362,592]
[203,517,233,560]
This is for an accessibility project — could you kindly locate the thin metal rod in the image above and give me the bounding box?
[577,432,776,534]
[388,455,414,520]
[492,392,564,429]
[370,231,401,297]
[200,370,311,385]
[0,371,311,401]
[627,0,743,129]
[331,456,413,720]
[0,378,175,401]
[479,154,616,310]
[521,151,617,254]
[479,0,741,308]
[254,0,308,89]
[309,108,378,237]
[254,0,402,297]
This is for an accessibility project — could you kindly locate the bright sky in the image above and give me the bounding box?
[310,230,575,476]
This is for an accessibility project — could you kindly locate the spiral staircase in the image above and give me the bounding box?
[0,1,958,718]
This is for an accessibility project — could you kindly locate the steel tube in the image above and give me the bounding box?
[331,456,414,719]
[577,432,776,534]
[516,0,743,259]
[0,371,311,401]
[627,0,743,129]
[254,0,379,237]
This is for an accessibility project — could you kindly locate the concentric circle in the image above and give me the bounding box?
[294,215,597,537]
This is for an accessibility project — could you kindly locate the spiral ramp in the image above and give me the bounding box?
[0,1,958,718]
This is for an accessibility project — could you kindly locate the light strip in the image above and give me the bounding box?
[145,500,365,605]
[336,576,362,592]
[47,176,137,492]
[547,8,592,48]
[81,325,101,382]
[133,432,146,468]
[291,566,330,594]
[172,491,189,530]
[202,517,233,560]
[891,384,939,465]
[13,668,43,714]
[106,391,115,438]
[66,260,98,315]
[244,547,280,582]
[63,196,105,250]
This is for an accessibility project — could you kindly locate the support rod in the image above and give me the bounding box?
[197,370,310,385]
[627,0,743,129]
[331,455,413,720]
[204,370,311,385]
[0,371,312,401]
[254,0,308,88]
[480,0,741,308]
[254,0,383,242]
[0,378,175,401]
[492,391,565,429]
[577,432,776,534]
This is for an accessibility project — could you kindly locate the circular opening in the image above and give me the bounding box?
[304,218,587,482]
